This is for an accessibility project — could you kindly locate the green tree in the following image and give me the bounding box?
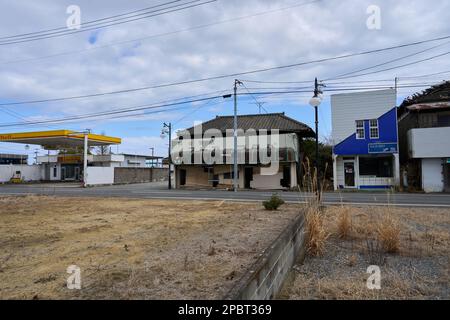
[301,138,333,181]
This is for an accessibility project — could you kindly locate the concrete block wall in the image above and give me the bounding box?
[225,212,306,300]
[86,167,115,186]
[113,167,169,184]
[0,165,42,183]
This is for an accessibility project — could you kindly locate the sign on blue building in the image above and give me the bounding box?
[368,142,398,154]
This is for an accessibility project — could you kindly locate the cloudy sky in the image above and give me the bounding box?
[0,0,449,159]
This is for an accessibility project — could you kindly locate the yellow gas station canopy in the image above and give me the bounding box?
[0,130,121,149]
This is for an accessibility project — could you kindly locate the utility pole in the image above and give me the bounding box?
[149,147,155,167]
[309,78,324,199]
[233,79,243,192]
[162,123,172,190]
[83,132,88,187]
[314,78,320,197]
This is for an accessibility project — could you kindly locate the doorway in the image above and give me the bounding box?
[444,163,450,193]
[61,165,81,181]
[344,162,356,188]
[282,166,291,188]
[244,167,253,189]
[179,169,186,186]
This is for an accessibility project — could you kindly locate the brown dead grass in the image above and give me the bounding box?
[305,205,330,257]
[282,205,450,300]
[0,195,300,300]
[336,206,352,240]
[377,213,401,253]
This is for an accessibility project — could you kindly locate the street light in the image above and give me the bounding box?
[161,123,172,190]
[309,78,323,199]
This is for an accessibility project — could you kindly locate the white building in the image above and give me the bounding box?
[331,89,400,191]
[172,113,314,190]
[398,81,450,193]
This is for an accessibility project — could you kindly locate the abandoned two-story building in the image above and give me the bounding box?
[398,81,450,193]
[331,89,400,191]
[172,113,314,190]
[331,82,449,193]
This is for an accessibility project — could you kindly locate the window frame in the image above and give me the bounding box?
[356,120,365,140]
[369,119,379,139]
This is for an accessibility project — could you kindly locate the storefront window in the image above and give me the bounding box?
[359,156,393,177]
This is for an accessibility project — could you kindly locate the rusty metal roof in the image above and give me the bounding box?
[400,81,450,109]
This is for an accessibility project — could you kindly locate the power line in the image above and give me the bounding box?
[0,0,187,40]
[399,70,450,79]
[173,99,225,125]
[240,82,269,114]
[0,0,321,65]
[0,0,216,46]
[325,40,450,81]
[3,34,450,107]
[237,42,450,86]
[328,50,450,80]
[0,95,225,128]
[2,82,442,128]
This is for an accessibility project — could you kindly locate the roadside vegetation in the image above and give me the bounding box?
[282,204,449,299]
[263,194,285,211]
[0,195,300,300]
[281,160,450,300]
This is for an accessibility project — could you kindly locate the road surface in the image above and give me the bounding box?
[1,182,450,208]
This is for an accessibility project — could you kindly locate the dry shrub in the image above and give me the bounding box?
[305,204,330,257]
[336,206,352,239]
[377,213,400,253]
[263,194,285,211]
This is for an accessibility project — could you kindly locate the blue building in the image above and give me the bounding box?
[331,89,400,190]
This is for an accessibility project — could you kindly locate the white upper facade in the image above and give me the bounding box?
[331,89,397,146]
[408,127,450,158]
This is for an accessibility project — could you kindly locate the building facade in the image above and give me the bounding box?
[0,154,28,165]
[331,89,400,190]
[36,153,162,182]
[398,81,450,193]
[172,113,314,190]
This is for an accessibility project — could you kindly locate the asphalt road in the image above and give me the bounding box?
[1,182,450,208]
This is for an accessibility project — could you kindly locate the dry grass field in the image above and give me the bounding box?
[0,195,300,300]
[281,205,450,300]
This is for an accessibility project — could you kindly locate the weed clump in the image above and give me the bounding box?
[263,194,285,211]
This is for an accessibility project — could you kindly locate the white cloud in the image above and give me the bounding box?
[0,0,449,155]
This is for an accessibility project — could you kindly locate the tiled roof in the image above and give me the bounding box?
[185,113,314,137]
[400,81,450,108]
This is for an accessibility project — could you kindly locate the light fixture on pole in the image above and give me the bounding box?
[161,123,172,190]
[309,78,323,199]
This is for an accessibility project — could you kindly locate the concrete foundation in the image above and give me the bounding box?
[113,168,168,184]
[224,211,306,300]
